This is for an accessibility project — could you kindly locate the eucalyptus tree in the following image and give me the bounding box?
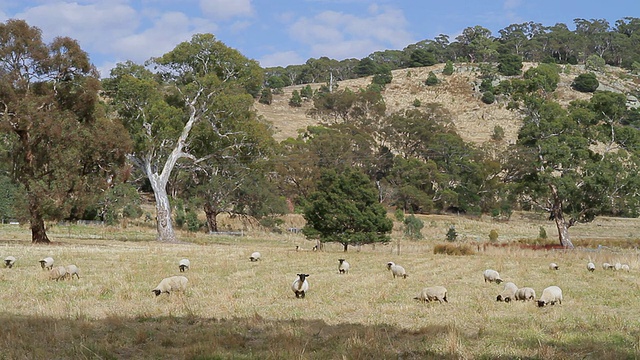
[104,34,263,242]
[0,20,130,243]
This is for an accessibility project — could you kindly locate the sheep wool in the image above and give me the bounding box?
[602,262,615,270]
[49,266,67,281]
[549,262,559,270]
[291,273,309,298]
[537,286,563,307]
[386,262,408,279]
[587,262,596,272]
[65,264,80,279]
[338,259,350,274]
[4,256,16,268]
[179,259,190,272]
[39,257,54,270]
[496,282,518,302]
[514,287,536,301]
[152,276,188,296]
[483,269,503,284]
[414,286,448,303]
[621,264,630,272]
[249,252,261,262]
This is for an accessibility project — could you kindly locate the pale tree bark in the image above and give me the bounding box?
[549,184,575,249]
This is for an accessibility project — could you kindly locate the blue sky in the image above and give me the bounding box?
[1,0,637,77]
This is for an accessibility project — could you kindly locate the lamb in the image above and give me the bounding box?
[4,256,16,268]
[483,269,503,284]
[537,286,563,307]
[338,259,350,274]
[49,266,67,281]
[614,262,622,271]
[496,282,518,302]
[249,252,261,262]
[178,259,190,272]
[39,257,54,270]
[386,262,408,279]
[152,275,188,296]
[514,287,536,301]
[602,262,615,270]
[414,286,448,303]
[587,262,596,272]
[291,273,309,298]
[549,262,559,270]
[65,264,80,279]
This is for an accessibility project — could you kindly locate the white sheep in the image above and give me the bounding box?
[39,257,54,270]
[338,259,350,274]
[249,252,261,262]
[178,259,190,272]
[621,264,630,272]
[4,256,16,268]
[537,286,563,307]
[291,273,309,298]
[549,262,559,270]
[496,282,518,302]
[602,262,615,270]
[386,262,408,279]
[587,262,596,272]
[483,269,503,284]
[65,264,80,279]
[614,262,622,271]
[514,287,536,301]
[414,286,448,303]
[152,275,188,296]
[49,266,67,281]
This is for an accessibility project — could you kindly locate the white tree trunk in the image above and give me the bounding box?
[149,173,176,242]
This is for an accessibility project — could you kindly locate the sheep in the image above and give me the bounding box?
[514,287,536,301]
[65,264,80,279]
[483,269,503,284]
[249,252,261,262]
[614,262,622,271]
[549,262,559,270]
[537,286,563,307]
[338,259,350,274]
[496,282,518,302]
[178,258,190,272]
[414,286,448,303]
[49,266,67,281]
[152,275,188,296]
[386,262,408,279]
[4,256,16,268]
[587,262,596,272]
[39,257,54,270]
[621,264,630,272]
[602,262,615,270]
[291,273,309,298]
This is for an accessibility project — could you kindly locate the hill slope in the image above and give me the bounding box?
[255,63,639,144]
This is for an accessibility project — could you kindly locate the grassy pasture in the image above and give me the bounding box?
[0,214,639,359]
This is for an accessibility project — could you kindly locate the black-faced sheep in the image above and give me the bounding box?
[483,269,503,284]
[4,256,16,268]
[49,266,67,281]
[549,262,559,270]
[386,262,408,279]
[514,287,536,301]
[587,262,596,272]
[496,282,518,302]
[602,262,615,270]
[291,273,309,298]
[249,252,261,262]
[338,259,350,274]
[414,286,448,303]
[39,257,54,270]
[179,259,190,272]
[152,275,188,296]
[537,286,563,307]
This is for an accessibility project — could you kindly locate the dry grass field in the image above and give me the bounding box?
[1,213,639,359]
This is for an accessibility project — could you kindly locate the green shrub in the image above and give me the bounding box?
[539,226,548,240]
[489,229,499,242]
[491,125,504,141]
[425,71,439,86]
[481,91,495,104]
[443,60,454,75]
[289,90,302,107]
[403,214,424,240]
[571,73,599,92]
[446,225,458,242]
[259,87,272,105]
[412,99,421,107]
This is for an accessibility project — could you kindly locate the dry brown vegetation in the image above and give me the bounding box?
[1,213,639,359]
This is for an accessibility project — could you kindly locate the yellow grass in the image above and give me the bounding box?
[0,213,639,359]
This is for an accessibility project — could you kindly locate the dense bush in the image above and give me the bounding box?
[433,243,475,255]
[481,91,495,104]
[571,73,599,92]
[425,71,439,86]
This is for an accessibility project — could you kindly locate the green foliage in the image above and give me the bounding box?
[300,85,313,100]
[403,214,424,240]
[289,90,302,107]
[497,53,523,76]
[538,226,548,239]
[372,65,393,87]
[571,73,599,92]
[488,229,499,242]
[585,55,606,72]
[173,200,186,229]
[446,225,458,242]
[491,125,505,141]
[481,91,495,104]
[0,175,24,222]
[443,60,454,75]
[479,78,493,92]
[101,183,143,226]
[524,63,560,93]
[185,210,201,232]
[433,243,475,255]
[409,48,437,67]
[425,71,439,86]
[259,87,272,105]
[412,98,421,107]
[394,209,405,221]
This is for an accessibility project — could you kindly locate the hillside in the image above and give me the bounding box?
[255,63,640,144]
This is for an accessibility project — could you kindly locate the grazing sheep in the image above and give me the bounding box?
[152,275,188,296]
[483,269,503,284]
[39,257,54,270]
[249,252,261,262]
[338,259,350,274]
[537,286,563,307]
[514,287,536,301]
[178,259,190,272]
[291,273,309,298]
[65,264,80,279]
[621,264,630,272]
[602,262,615,270]
[49,266,67,281]
[386,262,408,279]
[496,282,518,302]
[4,256,16,268]
[414,286,448,303]
[614,262,623,271]
[587,262,596,272]
[549,262,559,270]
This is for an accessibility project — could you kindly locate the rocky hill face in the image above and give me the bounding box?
[255,63,639,145]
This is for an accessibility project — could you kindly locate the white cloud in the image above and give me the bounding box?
[199,0,253,20]
[259,50,305,68]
